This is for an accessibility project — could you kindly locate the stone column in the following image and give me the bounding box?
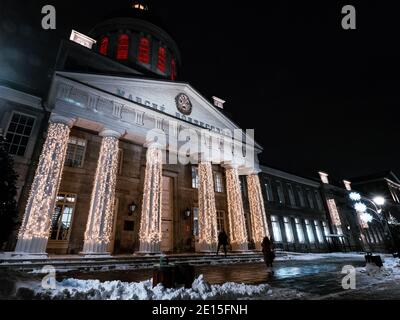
[246,174,270,250]
[197,159,218,252]
[138,142,163,254]
[225,164,248,251]
[14,115,75,256]
[82,130,121,256]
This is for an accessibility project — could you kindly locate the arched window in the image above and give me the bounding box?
[99,37,109,56]
[157,46,166,73]
[138,37,150,64]
[170,58,176,81]
[116,34,129,60]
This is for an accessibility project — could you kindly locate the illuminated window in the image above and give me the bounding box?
[65,137,86,168]
[322,221,330,236]
[116,34,129,60]
[295,218,305,243]
[284,217,294,243]
[138,37,150,64]
[305,219,315,243]
[99,37,109,56]
[5,112,35,156]
[314,220,324,243]
[271,215,282,242]
[191,166,199,189]
[157,46,166,73]
[214,172,224,193]
[171,58,176,80]
[50,193,76,241]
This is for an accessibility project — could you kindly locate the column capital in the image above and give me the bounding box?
[144,140,164,149]
[222,160,242,170]
[49,114,76,128]
[99,129,124,139]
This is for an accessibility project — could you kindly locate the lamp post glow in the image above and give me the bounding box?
[373,196,385,206]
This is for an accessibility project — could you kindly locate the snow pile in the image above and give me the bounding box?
[24,275,280,300]
[359,257,400,280]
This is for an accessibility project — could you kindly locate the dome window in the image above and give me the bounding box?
[171,58,176,81]
[157,46,166,73]
[99,37,109,56]
[138,37,150,64]
[116,34,129,60]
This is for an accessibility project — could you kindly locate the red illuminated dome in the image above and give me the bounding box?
[89,1,181,80]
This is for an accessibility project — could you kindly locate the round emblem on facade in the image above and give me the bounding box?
[175,93,192,115]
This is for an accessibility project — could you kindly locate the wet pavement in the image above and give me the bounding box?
[59,257,368,297]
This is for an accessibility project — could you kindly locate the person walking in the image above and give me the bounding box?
[217,230,229,257]
[261,236,275,273]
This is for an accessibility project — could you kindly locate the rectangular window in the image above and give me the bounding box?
[157,46,166,73]
[5,112,35,156]
[305,219,315,243]
[284,217,294,243]
[216,210,226,232]
[214,172,224,193]
[193,207,199,237]
[264,179,273,202]
[314,220,324,243]
[295,218,305,243]
[287,184,296,206]
[336,225,343,235]
[276,181,285,204]
[50,193,76,241]
[191,166,199,189]
[314,190,323,210]
[322,221,330,236]
[306,189,315,209]
[65,137,86,167]
[297,186,305,207]
[271,215,282,242]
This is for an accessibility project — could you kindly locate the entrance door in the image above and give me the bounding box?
[161,176,174,252]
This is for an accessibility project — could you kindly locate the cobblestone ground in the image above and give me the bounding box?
[58,256,398,299]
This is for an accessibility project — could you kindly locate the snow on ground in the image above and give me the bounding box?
[18,274,311,300]
[357,257,400,282]
[276,252,364,261]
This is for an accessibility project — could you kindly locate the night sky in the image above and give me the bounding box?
[1,1,400,180]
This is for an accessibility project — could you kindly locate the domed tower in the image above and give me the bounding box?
[89,1,181,81]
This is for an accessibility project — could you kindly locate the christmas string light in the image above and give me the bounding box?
[246,174,270,250]
[15,122,71,254]
[138,143,163,253]
[197,160,218,252]
[326,198,342,226]
[82,135,119,254]
[225,166,248,251]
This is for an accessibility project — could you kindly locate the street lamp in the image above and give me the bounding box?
[373,196,385,206]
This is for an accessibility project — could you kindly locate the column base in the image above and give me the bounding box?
[82,240,111,256]
[139,241,161,254]
[3,252,48,260]
[196,242,217,253]
[254,242,263,251]
[231,242,249,252]
[14,237,48,255]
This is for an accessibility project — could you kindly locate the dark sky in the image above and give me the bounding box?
[1,1,400,180]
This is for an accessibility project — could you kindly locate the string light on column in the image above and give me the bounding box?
[225,166,248,251]
[247,174,270,250]
[16,121,71,254]
[139,143,163,253]
[198,160,218,252]
[83,134,120,255]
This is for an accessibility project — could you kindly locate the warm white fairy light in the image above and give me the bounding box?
[326,198,342,226]
[225,167,248,251]
[139,143,163,253]
[358,212,372,229]
[197,160,218,252]
[15,122,71,254]
[247,174,269,250]
[82,135,119,254]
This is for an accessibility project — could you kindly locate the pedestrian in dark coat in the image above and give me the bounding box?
[261,236,275,272]
[217,230,229,257]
